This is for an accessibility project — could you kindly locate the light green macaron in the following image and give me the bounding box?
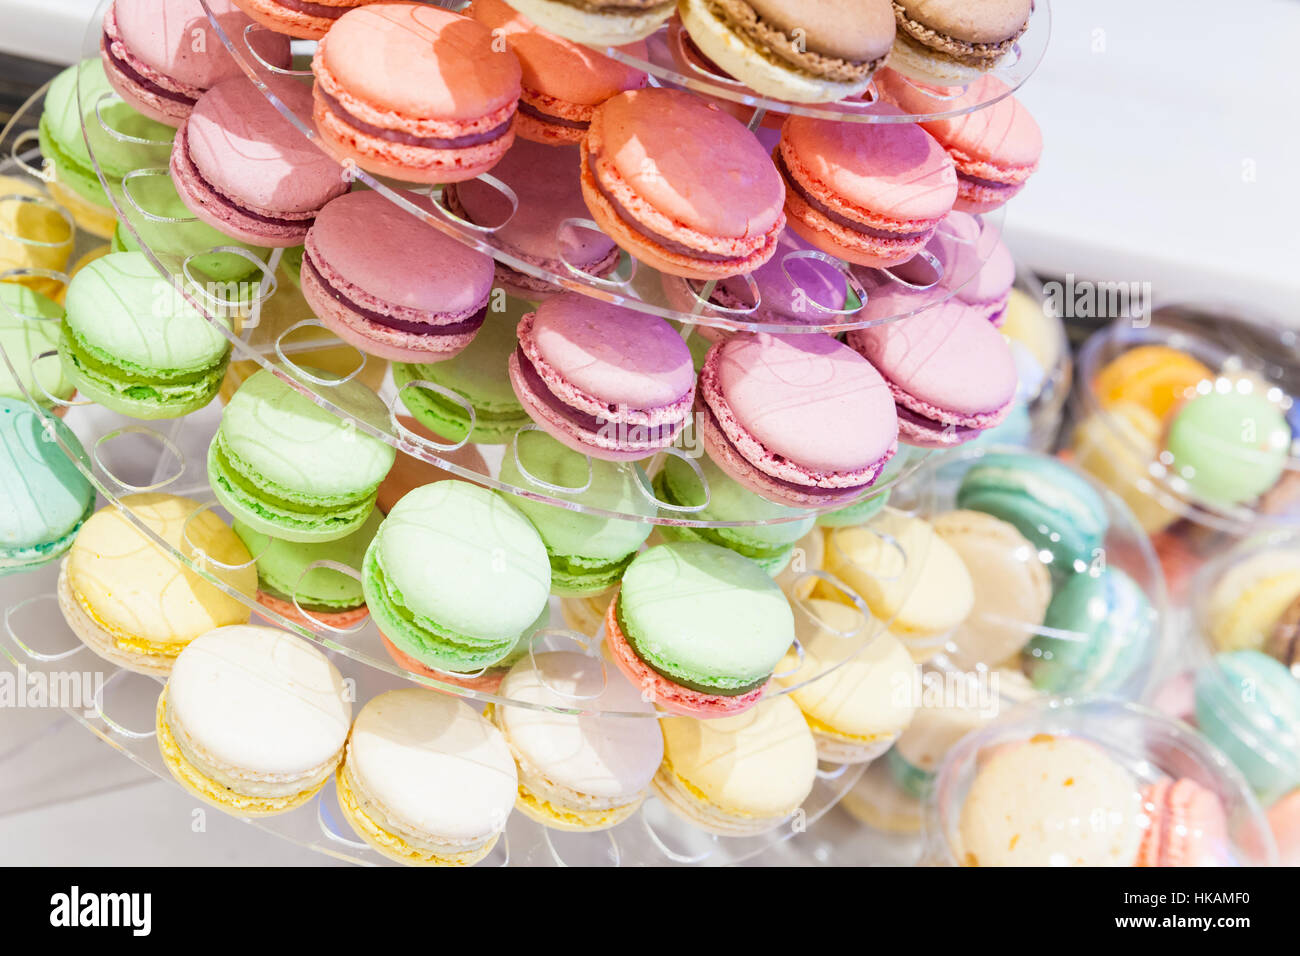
[233,509,381,612]
[363,480,551,673]
[1166,389,1291,507]
[0,284,73,407]
[59,251,231,418]
[498,429,652,596]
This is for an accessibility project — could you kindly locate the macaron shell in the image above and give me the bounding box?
[1165,391,1291,506]
[1136,778,1230,867]
[234,508,380,609]
[0,285,73,404]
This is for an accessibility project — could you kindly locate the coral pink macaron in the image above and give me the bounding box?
[101,0,291,126]
[312,4,521,184]
[879,73,1042,213]
[171,76,349,247]
[234,0,380,40]
[442,139,620,298]
[581,88,786,279]
[847,295,1015,447]
[470,0,647,146]
[508,293,695,461]
[778,105,957,268]
[302,190,495,363]
[698,332,898,508]
[1137,778,1231,867]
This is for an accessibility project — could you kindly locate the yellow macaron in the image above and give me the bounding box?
[1206,548,1300,652]
[0,177,74,298]
[1071,400,1182,533]
[1093,344,1212,420]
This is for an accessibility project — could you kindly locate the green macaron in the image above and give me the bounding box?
[815,489,891,528]
[653,453,815,574]
[1166,389,1291,507]
[59,252,231,418]
[0,398,95,574]
[498,429,652,596]
[0,284,73,407]
[616,541,794,697]
[363,480,551,673]
[210,368,395,543]
[393,296,530,444]
[233,509,381,612]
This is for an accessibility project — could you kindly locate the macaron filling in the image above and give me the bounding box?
[59,322,226,409]
[700,0,886,82]
[275,0,352,18]
[172,132,317,229]
[518,100,590,131]
[102,12,198,106]
[892,2,1028,68]
[317,89,513,150]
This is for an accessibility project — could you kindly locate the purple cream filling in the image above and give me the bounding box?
[320,89,512,149]
[957,169,1017,191]
[275,0,349,17]
[303,253,487,336]
[895,403,980,440]
[518,101,589,130]
[102,32,196,106]
[776,152,931,242]
[178,135,311,228]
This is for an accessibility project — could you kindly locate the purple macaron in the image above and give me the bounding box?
[508,293,695,461]
[302,189,496,363]
[924,211,1015,325]
[171,76,349,247]
[442,139,619,300]
[846,297,1017,448]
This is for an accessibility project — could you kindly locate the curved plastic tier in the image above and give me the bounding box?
[0,563,865,867]
[144,0,1014,337]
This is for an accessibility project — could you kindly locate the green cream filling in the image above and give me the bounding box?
[616,596,766,697]
[210,439,373,532]
[61,324,226,405]
[652,471,792,563]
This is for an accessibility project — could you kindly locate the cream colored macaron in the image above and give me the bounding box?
[157,625,351,817]
[653,695,817,837]
[777,598,917,763]
[507,0,673,45]
[1206,548,1300,653]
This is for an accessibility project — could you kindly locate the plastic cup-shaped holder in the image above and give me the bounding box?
[878,248,944,292]
[779,249,867,319]
[92,91,174,147]
[0,193,75,251]
[180,500,263,572]
[9,129,53,182]
[276,320,367,387]
[526,628,609,703]
[390,379,473,453]
[434,173,518,234]
[288,560,369,636]
[28,349,93,409]
[510,424,592,496]
[5,593,85,663]
[0,267,72,303]
[639,795,717,864]
[634,447,710,516]
[242,23,315,77]
[682,271,761,318]
[181,246,279,326]
[558,218,636,289]
[543,826,620,867]
[122,167,196,224]
[93,425,186,492]
[95,670,164,740]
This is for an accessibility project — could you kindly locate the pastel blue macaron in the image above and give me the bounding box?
[956,452,1108,582]
[1194,650,1300,799]
[0,398,95,574]
[1022,567,1155,695]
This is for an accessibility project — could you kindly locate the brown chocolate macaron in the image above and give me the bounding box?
[890,0,1033,84]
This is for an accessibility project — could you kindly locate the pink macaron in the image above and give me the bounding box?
[469,0,647,146]
[847,296,1015,447]
[442,139,620,299]
[1137,778,1231,867]
[171,76,349,247]
[301,189,495,363]
[923,211,1015,325]
[1268,788,1300,866]
[698,332,898,507]
[878,72,1042,212]
[581,88,786,279]
[312,4,521,185]
[101,0,291,127]
[508,293,695,461]
[778,105,957,268]
[234,0,379,40]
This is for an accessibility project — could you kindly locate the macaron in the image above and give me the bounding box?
[777,106,957,268]
[581,88,785,278]
[777,598,918,764]
[0,179,74,295]
[677,0,893,104]
[39,58,175,239]
[956,735,1144,867]
[1001,286,1062,374]
[1269,594,1300,673]
[653,695,817,836]
[1268,789,1300,866]
[847,297,1016,448]
[504,0,673,46]
[302,190,495,363]
[822,511,974,660]
[1071,401,1181,534]
[605,540,795,716]
[0,400,95,574]
[1205,547,1300,653]
[653,452,816,575]
[879,73,1041,213]
[698,332,898,508]
[442,140,621,297]
[1136,778,1231,867]
[337,689,517,866]
[921,211,1015,323]
[816,488,891,528]
[59,493,258,674]
[491,651,663,830]
[60,252,231,418]
[101,0,291,126]
[956,452,1109,583]
[312,4,521,184]
[363,480,550,674]
[1094,345,1212,420]
[393,298,531,445]
[209,368,396,542]
[498,429,653,596]
[0,285,73,408]
[1023,567,1156,696]
[889,0,1033,84]
[234,0,379,39]
[157,625,351,815]
[1194,650,1300,798]
[931,509,1050,670]
[470,0,647,145]
[509,294,695,461]
[172,75,349,247]
[233,510,380,631]
[374,417,489,513]
[1165,388,1291,507]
